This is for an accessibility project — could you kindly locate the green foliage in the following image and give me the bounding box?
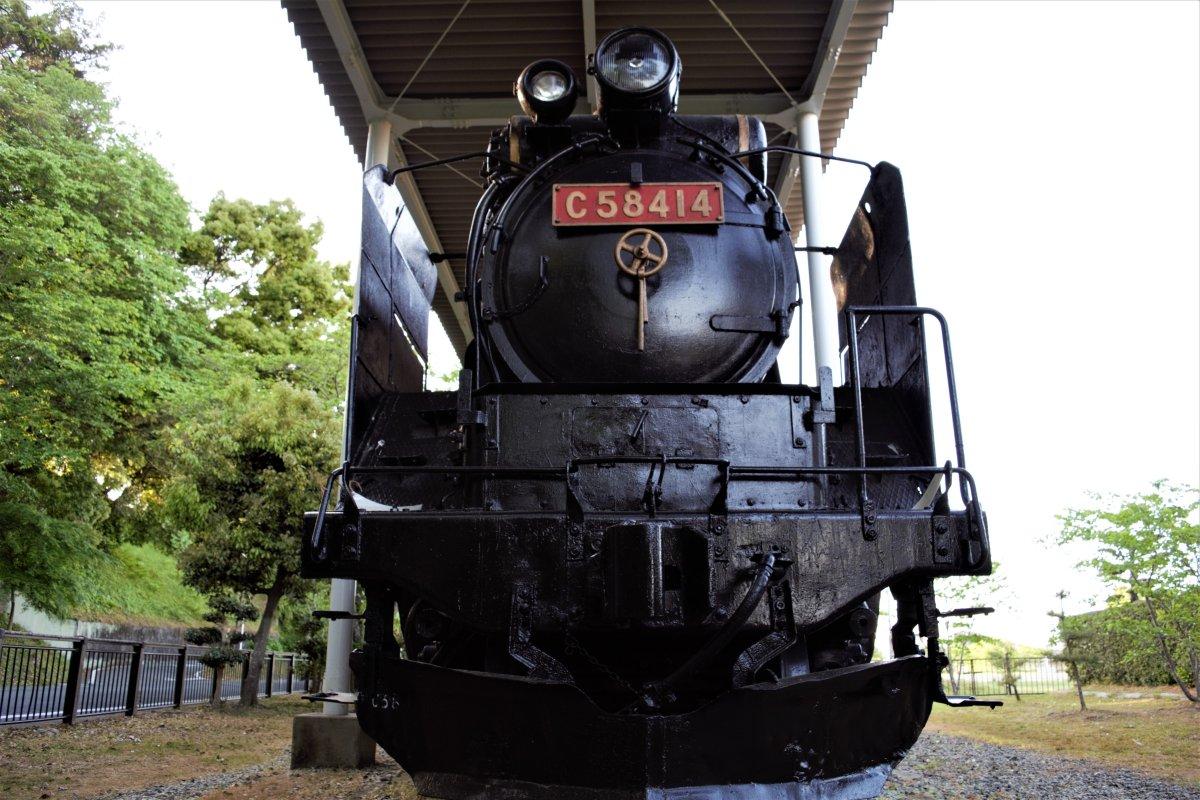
[72,543,209,627]
[197,643,245,671]
[185,626,222,646]
[179,195,350,399]
[207,596,259,623]
[187,598,252,673]
[167,195,347,706]
[170,379,341,599]
[275,587,329,685]
[1067,602,1187,686]
[1048,591,1093,709]
[0,0,109,73]
[427,367,461,391]
[937,562,1009,692]
[0,2,349,678]
[1058,482,1199,701]
[0,0,205,617]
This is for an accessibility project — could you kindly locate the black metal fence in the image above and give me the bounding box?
[946,656,1073,697]
[0,630,310,725]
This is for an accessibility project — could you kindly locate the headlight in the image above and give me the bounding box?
[529,70,569,102]
[591,28,681,119]
[596,31,671,92]
[515,59,579,125]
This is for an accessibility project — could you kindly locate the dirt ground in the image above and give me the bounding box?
[196,758,417,800]
[0,697,306,800]
[1,690,1196,799]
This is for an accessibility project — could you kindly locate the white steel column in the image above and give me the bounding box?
[797,110,841,385]
[322,117,393,716]
[365,118,392,174]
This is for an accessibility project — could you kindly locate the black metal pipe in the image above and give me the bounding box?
[730,144,875,173]
[642,553,777,707]
[384,151,528,184]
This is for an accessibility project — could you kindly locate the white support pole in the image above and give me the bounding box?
[797,110,841,386]
[365,118,392,173]
[322,117,393,716]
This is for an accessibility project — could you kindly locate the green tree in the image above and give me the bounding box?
[1058,482,1199,704]
[185,596,259,705]
[1,0,108,73]
[170,380,341,706]
[166,196,348,706]
[1048,590,1091,711]
[276,586,330,689]
[180,196,349,398]
[0,0,203,617]
[938,563,1007,694]
[1066,603,1178,686]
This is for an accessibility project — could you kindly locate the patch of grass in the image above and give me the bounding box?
[73,543,209,628]
[927,690,1200,786]
[0,696,308,799]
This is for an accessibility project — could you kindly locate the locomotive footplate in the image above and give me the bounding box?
[303,508,987,634]
[352,650,931,800]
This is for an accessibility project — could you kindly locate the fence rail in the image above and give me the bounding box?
[0,630,309,725]
[947,656,1073,697]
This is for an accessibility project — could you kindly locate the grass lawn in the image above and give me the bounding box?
[0,696,309,800]
[926,688,1200,786]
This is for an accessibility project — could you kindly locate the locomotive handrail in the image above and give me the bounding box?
[844,305,969,506]
[310,464,345,559]
[727,145,875,174]
[312,461,986,567]
[321,462,981,518]
[486,133,618,256]
[384,150,529,184]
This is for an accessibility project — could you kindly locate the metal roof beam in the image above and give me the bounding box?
[582,0,598,111]
[314,0,386,110]
[379,91,801,133]
[314,0,473,349]
[774,0,859,213]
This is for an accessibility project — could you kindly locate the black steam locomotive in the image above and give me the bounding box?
[305,26,993,800]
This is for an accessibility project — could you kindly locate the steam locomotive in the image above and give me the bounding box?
[305,26,993,800]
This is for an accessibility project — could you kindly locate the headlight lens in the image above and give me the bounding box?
[529,70,569,102]
[597,31,671,92]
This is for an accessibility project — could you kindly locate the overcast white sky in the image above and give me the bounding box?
[79,1,1199,646]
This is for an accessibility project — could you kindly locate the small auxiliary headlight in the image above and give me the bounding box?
[515,59,579,125]
[529,70,569,102]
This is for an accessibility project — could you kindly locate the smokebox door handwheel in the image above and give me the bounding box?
[614,227,668,351]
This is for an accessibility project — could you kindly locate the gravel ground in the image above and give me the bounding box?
[881,732,1200,799]
[96,750,291,800]
[88,733,1199,800]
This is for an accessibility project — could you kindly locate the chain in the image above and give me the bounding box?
[563,633,640,699]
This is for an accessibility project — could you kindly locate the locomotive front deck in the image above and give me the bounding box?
[303,307,991,796]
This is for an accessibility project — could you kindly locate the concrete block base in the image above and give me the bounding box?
[291,712,376,769]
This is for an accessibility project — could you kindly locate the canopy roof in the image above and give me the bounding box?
[282,0,893,356]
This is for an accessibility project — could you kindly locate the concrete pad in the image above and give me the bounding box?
[291,712,376,769]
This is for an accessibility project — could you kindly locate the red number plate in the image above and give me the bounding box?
[552,182,724,227]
